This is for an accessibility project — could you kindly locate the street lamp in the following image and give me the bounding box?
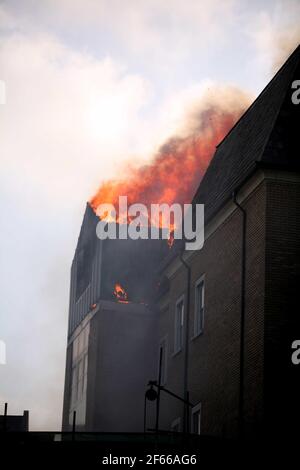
[144,380,194,434]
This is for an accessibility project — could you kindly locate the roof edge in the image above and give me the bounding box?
[215,44,300,151]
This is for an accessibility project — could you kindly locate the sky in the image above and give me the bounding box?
[0,0,299,430]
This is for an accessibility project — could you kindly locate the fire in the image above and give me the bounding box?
[90,89,250,232]
[114,283,129,303]
[167,231,175,248]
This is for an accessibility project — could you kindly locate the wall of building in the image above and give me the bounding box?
[63,301,158,432]
[158,177,267,438]
[62,342,73,431]
[85,301,158,432]
[264,175,300,437]
[63,170,300,437]
[68,205,102,336]
[68,204,166,338]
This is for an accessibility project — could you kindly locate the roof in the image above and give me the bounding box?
[193,44,300,221]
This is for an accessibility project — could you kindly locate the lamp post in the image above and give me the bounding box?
[144,381,194,434]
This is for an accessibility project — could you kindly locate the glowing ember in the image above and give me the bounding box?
[114,283,129,303]
[167,231,175,248]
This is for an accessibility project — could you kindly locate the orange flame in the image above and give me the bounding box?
[90,97,249,231]
[114,283,129,303]
[167,231,175,248]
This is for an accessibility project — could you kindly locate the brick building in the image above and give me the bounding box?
[156,44,300,439]
[63,45,300,439]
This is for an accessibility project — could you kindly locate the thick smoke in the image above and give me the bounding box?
[272,34,300,72]
[90,86,251,213]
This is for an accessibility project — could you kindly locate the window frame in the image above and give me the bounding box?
[191,402,202,435]
[171,417,181,433]
[70,322,90,411]
[193,275,205,339]
[174,295,184,355]
[159,336,168,386]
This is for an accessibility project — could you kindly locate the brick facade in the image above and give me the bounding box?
[158,172,300,439]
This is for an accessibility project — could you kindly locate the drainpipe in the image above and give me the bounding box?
[180,252,191,434]
[232,190,247,439]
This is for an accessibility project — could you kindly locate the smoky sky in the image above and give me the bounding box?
[0,0,299,430]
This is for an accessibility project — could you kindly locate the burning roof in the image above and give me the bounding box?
[90,87,250,223]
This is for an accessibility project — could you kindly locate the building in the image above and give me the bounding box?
[0,406,29,432]
[156,44,300,439]
[62,299,158,432]
[62,205,165,431]
[63,45,300,439]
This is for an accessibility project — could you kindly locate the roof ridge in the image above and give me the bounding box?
[215,43,300,151]
[191,44,300,216]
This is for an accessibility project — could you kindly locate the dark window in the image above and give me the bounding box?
[171,418,181,432]
[192,405,201,435]
[159,338,168,385]
[194,278,204,336]
[174,298,184,353]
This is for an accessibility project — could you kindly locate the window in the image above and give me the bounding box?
[70,365,78,408]
[77,359,84,400]
[171,417,181,433]
[194,277,205,337]
[159,337,168,386]
[174,297,184,354]
[69,322,90,422]
[83,354,88,395]
[72,336,79,362]
[191,403,201,435]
